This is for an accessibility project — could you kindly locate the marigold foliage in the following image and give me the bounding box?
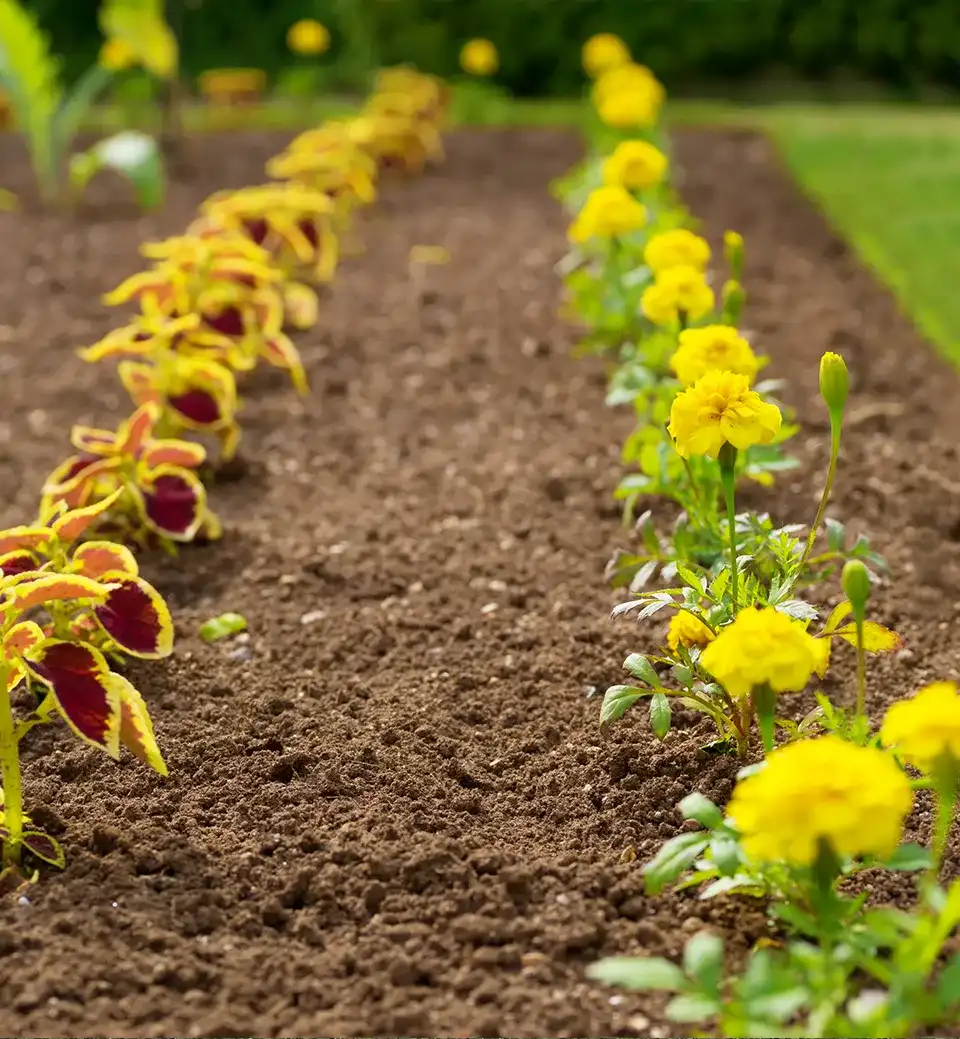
[727,736,913,865]
[881,681,960,773]
[699,606,822,699]
[670,325,759,387]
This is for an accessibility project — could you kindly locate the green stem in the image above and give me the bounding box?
[718,444,739,609]
[0,666,24,868]
[854,617,867,721]
[799,422,841,575]
[753,684,777,755]
[931,762,958,880]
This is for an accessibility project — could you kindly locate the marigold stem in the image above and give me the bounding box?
[718,444,739,610]
[931,762,958,880]
[0,667,24,869]
[799,421,841,576]
[854,618,867,722]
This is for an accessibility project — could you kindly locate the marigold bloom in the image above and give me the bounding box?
[666,611,715,653]
[645,229,711,273]
[99,37,137,71]
[287,18,330,55]
[592,63,665,128]
[568,185,647,243]
[699,606,821,699]
[728,736,912,866]
[582,33,631,78]
[602,140,668,192]
[641,265,715,326]
[881,682,960,772]
[460,38,498,76]
[670,325,759,387]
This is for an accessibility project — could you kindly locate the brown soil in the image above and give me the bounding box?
[0,126,957,1039]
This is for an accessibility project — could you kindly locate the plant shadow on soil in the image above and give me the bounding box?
[0,127,959,1038]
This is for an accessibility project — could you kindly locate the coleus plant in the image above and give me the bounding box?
[41,401,220,548]
[79,304,241,459]
[103,232,308,394]
[0,499,172,873]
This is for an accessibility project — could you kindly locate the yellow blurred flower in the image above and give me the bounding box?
[881,681,960,772]
[666,611,715,653]
[645,229,711,273]
[582,33,631,78]
[668,370,782,460]
[460,38,499,76]
[728,736,912,866]
[99,37,137,72]
[670,325,759,387]
[592,62,665,129]
[602,140,668,192]
[287,19,330,55]
[699,607,821,699]
[568,185,647,243]
[641,265,715,326]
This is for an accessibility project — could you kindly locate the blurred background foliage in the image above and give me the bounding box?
[26,0,960,99]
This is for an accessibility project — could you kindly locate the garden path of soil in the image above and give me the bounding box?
[0,127,959,1039]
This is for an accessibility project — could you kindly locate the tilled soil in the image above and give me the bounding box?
[0,127,957,1039]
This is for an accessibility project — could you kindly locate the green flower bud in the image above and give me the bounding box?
[723,229,744,278]
[721,279,745,325]
[819,351,849,417]
[842,560,872,615]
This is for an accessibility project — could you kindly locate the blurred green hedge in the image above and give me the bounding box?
[29,0,960,95]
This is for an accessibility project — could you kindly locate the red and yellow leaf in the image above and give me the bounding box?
[139,438,206,471]
[102,270,173,307]
[21,830,66,868]
[115,402,161,457]
[23,640,121,756]
[138,465,206,541]
[0,527,51,556]
[117,361,161,408]
[71,541,139,579]
[107,672,168,776]
[282,281,319,330]
[69,426,117,457]
[50,487,125,544]
[93,572,173,659]
[43,456,123,511]
[0,550,43,579]
[12,574,109,610]
[261,334,308,395]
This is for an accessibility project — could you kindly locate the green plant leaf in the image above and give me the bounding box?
[623,652,660,687]
[199,611,248,643]
[99,0,178,78]
[649,691,671,739]
[587,955,687,992]
[883,842,932,871]
[665,993,718,1022]
[643,831,710,895]
[679,792,724,830]
[683,931,724,995]
[54,64,113,160]
[70,132,166,210]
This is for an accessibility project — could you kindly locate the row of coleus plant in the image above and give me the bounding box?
[0,65,449,883]
[554,34,960,1039]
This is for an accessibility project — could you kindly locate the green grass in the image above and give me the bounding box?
[75,93,960,364]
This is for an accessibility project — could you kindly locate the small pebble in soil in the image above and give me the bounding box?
[300,609,327,625]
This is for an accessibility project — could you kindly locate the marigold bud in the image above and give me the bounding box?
[721,279,745,324]
[842,560,872,613]
[819,351,849,416]
[723,230,744,276]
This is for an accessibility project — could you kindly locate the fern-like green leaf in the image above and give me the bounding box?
[0,0,63,196]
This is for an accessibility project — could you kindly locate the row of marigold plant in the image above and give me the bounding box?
[0,64,449,885]
[554,33,960,1039]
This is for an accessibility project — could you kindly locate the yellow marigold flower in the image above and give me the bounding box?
[668,370,782,459]
[666,611,715,653]
[460,38,499,76]
[645,229,711,273]
[582,33,631,78]
[602,140,668,192]
[881,682,960,772]
[641,265,715,326]
[568,185,647,243]
[699,606,820,699]
[99,37,137,71]
[592,63,665,129]
[287,19,330,55]
[670,325,759,387]
[728,736,913,866]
